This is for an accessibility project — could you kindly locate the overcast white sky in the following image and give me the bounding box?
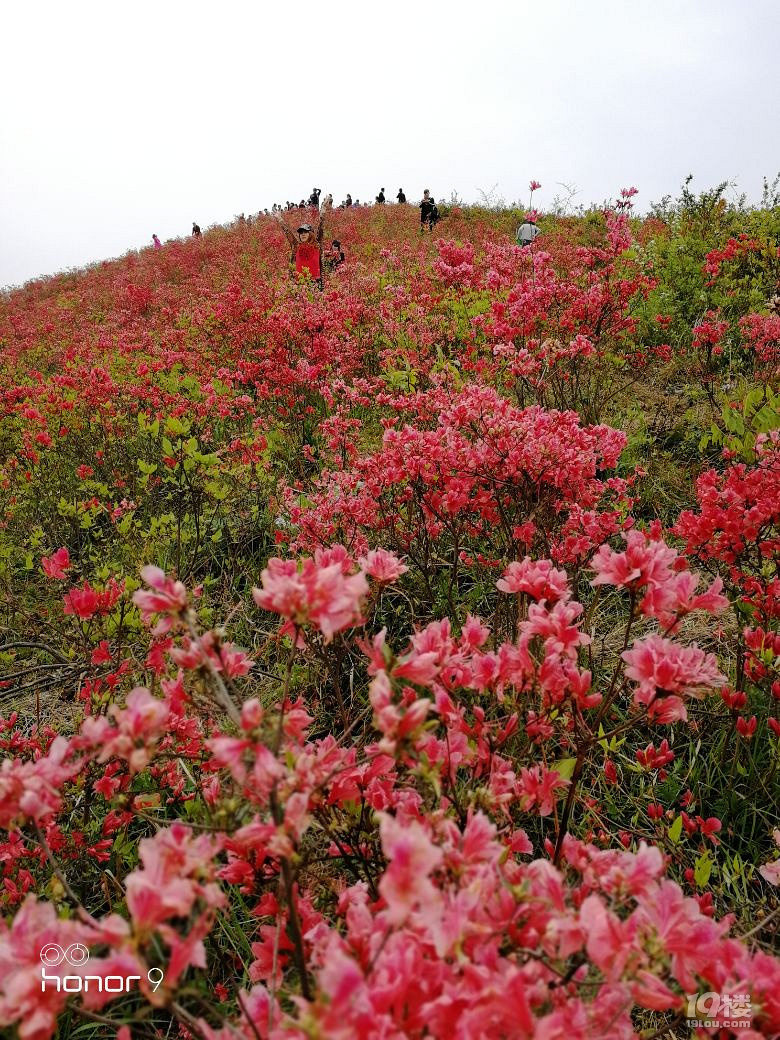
[1,0,777,289]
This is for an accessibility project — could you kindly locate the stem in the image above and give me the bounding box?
[268,790,313,1001]
[553,747,586,865]
[34,824,96,923]
[185,615,241,728]
[273,638,297,756]
[171,1001,210,1040]
[266,633,312,1001]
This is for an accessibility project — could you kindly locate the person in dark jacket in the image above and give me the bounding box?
[397,188,406,204]
[325,239,345,271]
[376,188,386,204]
[419,189,436,231]
[192,222,201,237]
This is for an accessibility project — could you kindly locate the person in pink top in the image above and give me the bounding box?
[152,234,162,249]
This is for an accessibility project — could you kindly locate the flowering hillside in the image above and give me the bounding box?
[1,187,779,1038]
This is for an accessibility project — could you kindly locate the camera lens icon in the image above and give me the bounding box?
[39,943,90,967]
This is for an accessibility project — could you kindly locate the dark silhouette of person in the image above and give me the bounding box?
[397,188,406,204]
[326,239,345,271]
[308,188,321,207]
[376,188,386,204]
[345,194,353,207]
[419,190,436,231]
[192,222,201,237]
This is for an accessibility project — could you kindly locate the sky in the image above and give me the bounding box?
[1,0,777,290]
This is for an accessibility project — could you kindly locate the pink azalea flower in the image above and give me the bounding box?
[133,565,189,635]
[169,632,254,678]
[90,640,112,665]
[80,688,170,774]
[62,582,99,620]
[517,765,569,816]
[497,557,570,602]
[377,813,443,924]
[579,895,637,979]
[0,895,90,1040]
[760,830,780,886]
[0,737,75,829]
[0,896,132,1040]
[358,548,409,583]
[622,634,725,720]
[41,547,70,580]
[253,550,368,642]
[63,578,124,621]
[125,823,223,931]
[591,531,727,628]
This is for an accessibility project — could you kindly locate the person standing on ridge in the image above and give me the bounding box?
[419,189,436,231]
[517,219,541,248]
[152,233,162,249]
[376,188,386,204]
[308,187,321,207]
[274,197,331,288]
[192,222,201,237]
[397,188,406,203]
[345,194,353,207]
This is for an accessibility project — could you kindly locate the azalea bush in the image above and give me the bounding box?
[0,188,779,1038]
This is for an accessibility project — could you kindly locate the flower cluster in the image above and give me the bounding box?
[0,195,779,1039]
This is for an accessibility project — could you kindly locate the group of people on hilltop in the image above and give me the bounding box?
[268,187,440,227]
[169,188,441,248]
[268,188,442,289]
[159,187,442,280]
[154,186,539,282]
[156,186,546,292]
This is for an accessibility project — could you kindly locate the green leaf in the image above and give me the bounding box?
[668,815,683,844]
[754,404,780,432]
[205,480,228,501]
[554,757,577,781]
[694,850,713,888]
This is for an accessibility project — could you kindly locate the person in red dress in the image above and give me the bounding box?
[274,198,331,288]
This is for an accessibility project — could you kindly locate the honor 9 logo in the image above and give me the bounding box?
[40,944,164,994]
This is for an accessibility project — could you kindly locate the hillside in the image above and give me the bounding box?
[1,191,780,1038]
